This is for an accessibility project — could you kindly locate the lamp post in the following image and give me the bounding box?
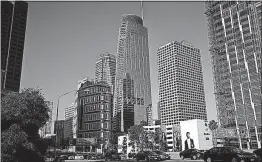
[54,89,78,157]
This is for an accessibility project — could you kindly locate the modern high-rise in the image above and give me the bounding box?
[54,120,65,148]
[1,1,28,92]
[95,53,116,93]
[64,103,75,140]
[157,40,208,126]
[113,14,152,132]
[205,1,261,149]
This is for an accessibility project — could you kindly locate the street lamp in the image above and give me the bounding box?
[54,89,78,157]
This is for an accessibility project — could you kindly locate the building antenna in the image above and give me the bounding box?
[141,0,144,20]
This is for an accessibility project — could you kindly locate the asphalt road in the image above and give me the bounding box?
[55,159,205,162]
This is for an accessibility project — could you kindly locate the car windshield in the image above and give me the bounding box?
[149,152,158,155]
[155,151,164,154]
[230,148,243,153]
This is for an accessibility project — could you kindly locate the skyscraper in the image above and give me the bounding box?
[95,53,116,92]
[1,1,28,92]
[113,14,152,132]
[64,103,75,140]
[205,1,261,149]
[157,40,208,126]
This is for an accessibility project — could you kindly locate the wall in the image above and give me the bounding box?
[180,119,213,150]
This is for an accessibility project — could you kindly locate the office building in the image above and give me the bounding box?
[1,1,28,92]
[114,14,152,132]
[157,41,208,126]
[95,53,116,93]
[76,80,113,152]
[157,102,161,120]
[64,103,75,140]
[205,1,261,149]
[54,120,65,148]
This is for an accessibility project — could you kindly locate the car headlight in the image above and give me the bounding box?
[238,154,245,158]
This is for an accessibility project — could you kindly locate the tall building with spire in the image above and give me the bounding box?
[113,14,152,132]
[95,53,116,93]
[205,1,261,149]
[1,1,28,92]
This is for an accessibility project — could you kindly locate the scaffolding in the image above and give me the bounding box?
[205,1,246,149]
[205,1,262,149]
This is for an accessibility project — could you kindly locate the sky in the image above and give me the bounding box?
[20,1,217,122]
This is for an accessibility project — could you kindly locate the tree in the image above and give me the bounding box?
[1,88,50,162]
[140,120,148,126]
[208,120,218,147]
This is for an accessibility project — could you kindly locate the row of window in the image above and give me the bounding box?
[79,94,111,105]
[85,112,110,121]
[83,104,110,113]
[84,122,109,130]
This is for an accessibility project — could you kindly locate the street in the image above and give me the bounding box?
[61,160,204,162]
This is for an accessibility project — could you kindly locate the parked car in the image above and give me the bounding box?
[105,151,126,161]
[74,154,84,160]
[253,148,261,162]
[154,150,171,160]
[179,149,203,160]
[136,151,161,161]
[203,146,258,162]
[60,155,68,160]
[52,157,64,162]
[68,155,74,160]
[128,152,137,159]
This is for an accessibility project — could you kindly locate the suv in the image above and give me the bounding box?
[204,146,257,162]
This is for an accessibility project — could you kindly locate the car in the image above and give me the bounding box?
[60,155,68,160]
[154,150,171,160]
[105,151,126,161]
[74,154,84,160]
[52,157,64,162]
[253,148,261,162]
[136,151,161,161]
[203,146,258,162]
[68,156,74,160]
[179,149,203,160]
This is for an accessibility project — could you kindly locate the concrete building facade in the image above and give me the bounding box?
[76,80,113,151]
[157,40,208,126]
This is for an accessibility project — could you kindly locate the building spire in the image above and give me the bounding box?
[141,0,144,20]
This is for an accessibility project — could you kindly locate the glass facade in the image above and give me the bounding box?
[1,1,28,92]
[113,14,152,132]
[95,53,116,94]
[205,1,261,149]
[157,41,208,126]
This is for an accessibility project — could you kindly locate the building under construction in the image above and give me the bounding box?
[205,1,261,149]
